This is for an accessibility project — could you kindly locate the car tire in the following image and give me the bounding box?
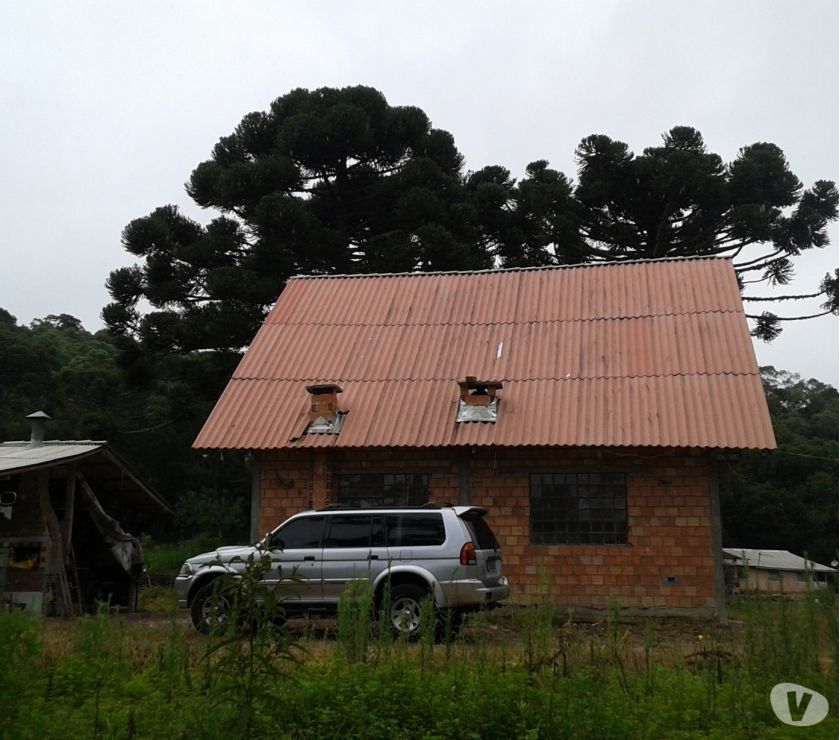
[190,579,230,634]
[388,583,429,638]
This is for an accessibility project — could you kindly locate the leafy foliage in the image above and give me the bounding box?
[0,593,836,738]
[721,366,839,564]
[0,311,249,541]
[0,310,124,441]
[201,553,300,739]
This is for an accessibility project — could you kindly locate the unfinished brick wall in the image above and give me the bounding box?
[468,448,717,613]
[256,451,315,537]
[256,446,720,615]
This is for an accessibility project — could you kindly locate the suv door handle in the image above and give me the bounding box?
[303,556,315,561]
[368,554,379,560]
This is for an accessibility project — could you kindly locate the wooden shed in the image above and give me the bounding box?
[0,412,171,615]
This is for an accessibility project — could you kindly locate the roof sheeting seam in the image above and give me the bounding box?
[267,310,745,327]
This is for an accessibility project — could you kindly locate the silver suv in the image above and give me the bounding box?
[175,504,509,635]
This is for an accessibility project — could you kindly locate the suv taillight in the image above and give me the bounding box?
[460,542,477,566]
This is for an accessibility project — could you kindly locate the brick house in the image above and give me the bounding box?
[194,257,776,616]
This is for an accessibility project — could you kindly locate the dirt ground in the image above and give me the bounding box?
[41,603,743,671]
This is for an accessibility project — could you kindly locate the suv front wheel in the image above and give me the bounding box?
[190,579,231,634]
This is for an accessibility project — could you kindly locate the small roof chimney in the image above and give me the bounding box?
[26,410,52,447]
[305,384,346,435]
[456,377,502,423]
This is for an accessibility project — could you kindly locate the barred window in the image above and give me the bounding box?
[530,473,628,545]
[336,473,429,507]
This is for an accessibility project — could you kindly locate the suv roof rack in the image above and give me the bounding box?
[315,502,454,512]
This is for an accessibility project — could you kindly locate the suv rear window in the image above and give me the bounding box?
[463,518,500,550]
[385,513,445,546]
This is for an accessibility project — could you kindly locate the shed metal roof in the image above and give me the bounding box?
[723,549,836,573]
[0,441,107,473]
[0,441,172,512]
[194,257,777,451]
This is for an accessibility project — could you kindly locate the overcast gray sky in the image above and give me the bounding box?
[2,1,837,384]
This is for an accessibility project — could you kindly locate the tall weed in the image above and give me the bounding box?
[201,552,300,739]
[0,610,42,733]
[336,579,374,664]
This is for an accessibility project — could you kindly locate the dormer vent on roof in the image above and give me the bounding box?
[456,377,502,423]
[305,384,346,435]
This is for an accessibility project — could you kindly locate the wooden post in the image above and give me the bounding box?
[61,464,76,555]
[37,469,73,616]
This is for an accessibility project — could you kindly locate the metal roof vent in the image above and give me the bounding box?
[26,410,52,447]
[305,384,346,435]
[456,377,502,423]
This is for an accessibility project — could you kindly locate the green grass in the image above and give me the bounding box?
[2,589,836,739]
[141,535,225,584]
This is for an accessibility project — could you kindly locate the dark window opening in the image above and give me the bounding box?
[530,472,628,545]
[336,473,429,507]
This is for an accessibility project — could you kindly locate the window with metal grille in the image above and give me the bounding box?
[336,473,429,507]
[530,473,628,545]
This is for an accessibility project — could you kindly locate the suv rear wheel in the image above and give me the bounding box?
[388,583,428,638]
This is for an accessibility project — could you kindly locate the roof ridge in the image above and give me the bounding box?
[1,440,105,447]
[287,255,731,281]
[231,371,761,382]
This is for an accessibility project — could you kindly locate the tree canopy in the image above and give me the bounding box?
[570,128,838,340]
[0,311,248,538]
[721,366,838,565]
[104,86,490,352]
[104,86,837,353]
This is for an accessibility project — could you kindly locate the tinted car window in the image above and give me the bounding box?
[270,516,324,549]
[370,515,386,547]
[385,513,445,546]
[323,515,372,548]
[464,518,499,550]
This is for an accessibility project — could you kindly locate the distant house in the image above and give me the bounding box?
[195,256,776,616]
[0,412,171,615]
[722,548,837,593]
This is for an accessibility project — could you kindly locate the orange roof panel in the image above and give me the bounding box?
[194,257,776,451]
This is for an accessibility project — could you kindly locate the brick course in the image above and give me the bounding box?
[256,446,720,614]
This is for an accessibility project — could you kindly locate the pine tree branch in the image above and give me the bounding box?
[742,291,825,302]
[734,250,783,269]
[746,309,835,321]
[115,420,173,434]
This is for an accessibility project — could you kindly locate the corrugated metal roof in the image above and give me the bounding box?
[0,441,105,473]
[723,549,836,573]
[194,257,777,450]
[0,441,172,512]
